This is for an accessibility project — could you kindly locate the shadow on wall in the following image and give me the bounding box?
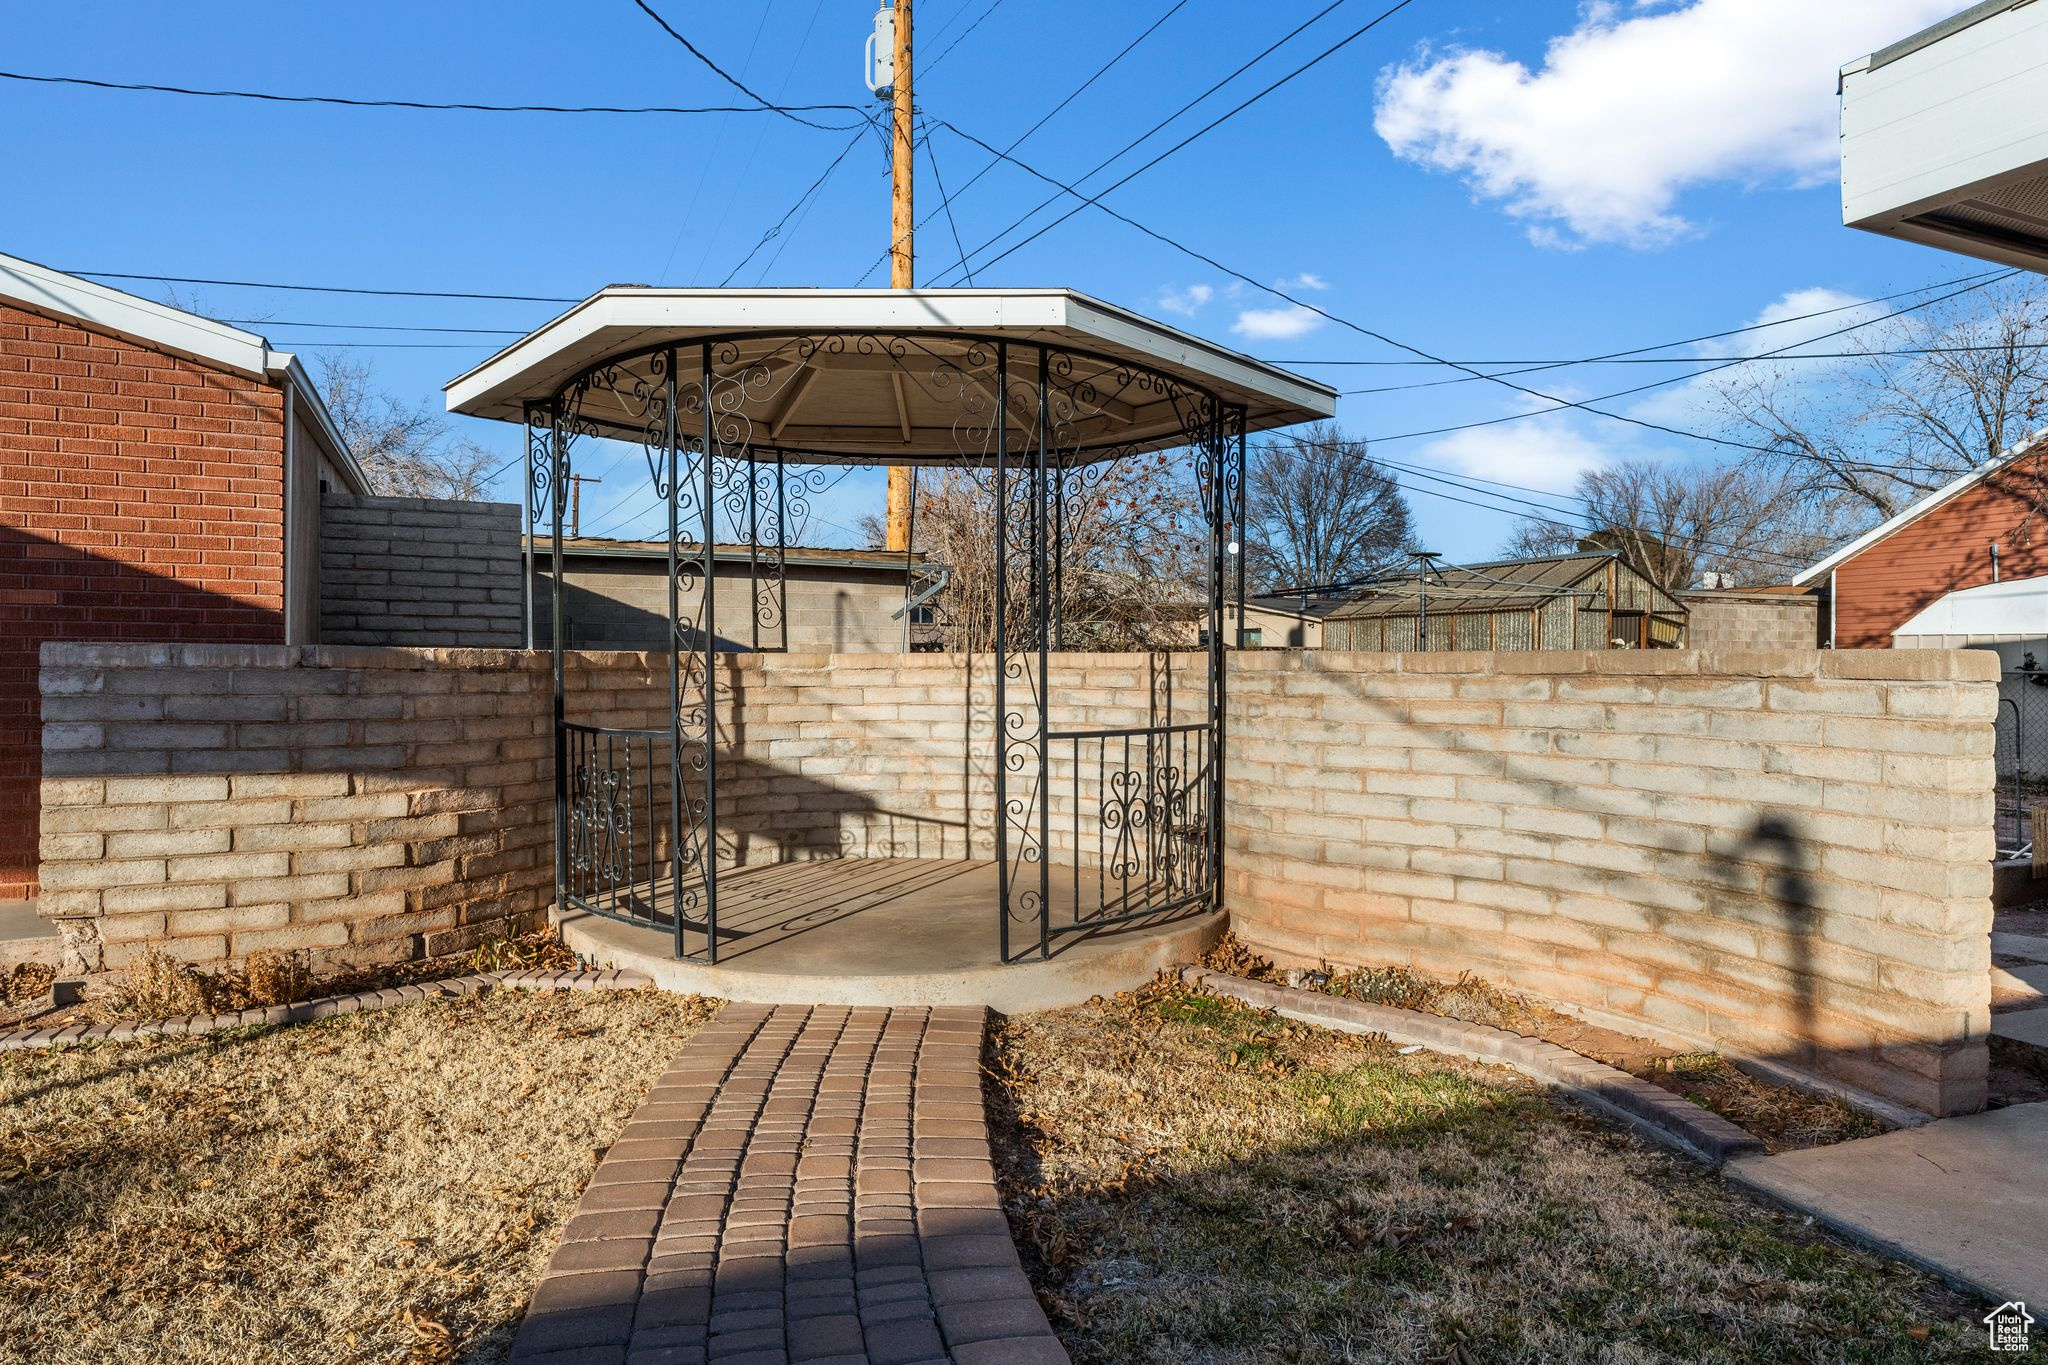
[0,525,285,899]
[532,572,749,652]
[1224,654,1993,1118]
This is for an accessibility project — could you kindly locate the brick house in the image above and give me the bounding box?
[0,252,367,898]
[1792,428,2048,648]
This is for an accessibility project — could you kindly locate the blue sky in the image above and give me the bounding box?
[1,0,1977,563]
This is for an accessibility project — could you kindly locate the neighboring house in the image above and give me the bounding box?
[1227,593,1343,648]
[1678,586,1821,651]
[534,538,941,653]
[1791,430,2048,648]
[0,252,368,899]
[1321,551,1687,652]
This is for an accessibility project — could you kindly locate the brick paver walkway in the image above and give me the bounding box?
[509,1004,1067,1365]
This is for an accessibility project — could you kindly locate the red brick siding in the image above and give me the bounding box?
[1832,455,2048,648]
[0,302,287,897]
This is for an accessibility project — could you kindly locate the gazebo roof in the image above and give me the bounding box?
[443,287,1335,464]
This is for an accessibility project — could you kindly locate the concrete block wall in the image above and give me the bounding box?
[1224,648,1997,1117]
[1680,591,1820,651]
[320,493,522,647]
[562,650,1212,871]
[35,643,551,974]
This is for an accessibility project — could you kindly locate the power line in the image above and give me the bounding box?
[67,269,579,304]
[1361,270,2014,447]
[224,318,526,335]
[853,0,1193,286]
[720,126,870,286]
[931,0,1387,286]
[1340,340,2048,393]
[626,0,872,132]
[925,0,1009,72]
[922,122,975,287]
[929,119,2009,460]
[0,67,870,120]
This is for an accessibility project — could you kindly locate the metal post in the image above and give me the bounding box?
[548,398,568,922]
[1052,464,1064,651]
[664,350,685,959]
[775,452,789,651]
[521,403,537,651]
[1204,405,1225,905]
[747,447,760,653]
[1221,406,1245,909]
[1034,348,1051,959]
[699,343,721,962]
[993,342,1010,963]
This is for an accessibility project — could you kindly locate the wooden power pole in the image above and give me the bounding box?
[884,0,915,553]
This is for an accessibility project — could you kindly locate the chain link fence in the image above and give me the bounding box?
[1995,668,2048,857]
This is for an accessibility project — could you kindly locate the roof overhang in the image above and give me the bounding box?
[0,249,368,492]
[444,287,1336,464]
[1840,0,2048,271]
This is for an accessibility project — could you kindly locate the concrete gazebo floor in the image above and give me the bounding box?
[556,858,1222,1012]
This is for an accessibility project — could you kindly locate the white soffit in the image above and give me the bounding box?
[443,287,1337,462]
[1841,0,2048,270]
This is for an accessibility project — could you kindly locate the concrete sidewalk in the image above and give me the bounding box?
[1727,1102,2048,1306]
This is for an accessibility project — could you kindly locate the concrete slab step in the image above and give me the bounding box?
[1993,931,2048,965]
[1992,1007,2048,1050]
[1727,1101,2048,1306]
[1991,961,2048,1004]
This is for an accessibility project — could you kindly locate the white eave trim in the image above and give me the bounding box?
[1792,426,2048,585]
[0,249,370,495]
[442,286,1337,421]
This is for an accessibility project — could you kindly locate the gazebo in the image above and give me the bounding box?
[446,288,1333,1000]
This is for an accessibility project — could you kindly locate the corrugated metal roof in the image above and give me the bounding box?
[1327,551,1686,621]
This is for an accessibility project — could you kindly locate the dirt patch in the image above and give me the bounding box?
[988,980,1981,1364]
[0,986,717,1365]
[0,930,579,1034]
[1199,936,1883,1151]
[1993,903,2048,938]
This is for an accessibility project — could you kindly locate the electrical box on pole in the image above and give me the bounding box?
[865,6,895,95]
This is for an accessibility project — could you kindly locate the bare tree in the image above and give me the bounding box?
[1505,459,1834,590]
[1243,422,1414,592]
[314,353,500,500]
[1713,275,2048,525]
[864,453,1207,651]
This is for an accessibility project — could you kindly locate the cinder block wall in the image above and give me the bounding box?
[1680,592,1820,651]
[560,650,1211,869]
[320,493,522,647]
[35,643,551,974]
[1224,649,1997,1117]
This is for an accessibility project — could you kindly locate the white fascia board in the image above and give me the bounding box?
[0,249,280,379]
[1840,0,2048,227]
[1792,426,2048,585]
[444,287,1336,421]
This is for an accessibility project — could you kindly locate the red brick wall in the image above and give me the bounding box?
[0,302,287,897]
[1832,454,2048,648]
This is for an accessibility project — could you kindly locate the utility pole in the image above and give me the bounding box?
[883,0,915,552]
[566,473,602,538]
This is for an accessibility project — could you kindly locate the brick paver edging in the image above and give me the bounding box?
[1182,967,1764,1165]
[510,1003,1068,1365]
[0,967,653,1052]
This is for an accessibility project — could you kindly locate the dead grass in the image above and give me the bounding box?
[1200,935,1883,1151]
[0,986,718,1365]
[989,981,1980,1364]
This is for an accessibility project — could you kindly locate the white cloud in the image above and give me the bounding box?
[1231,305,1324,342]
[1157,283,1213,317]
[1411,412,1620,494]
[1372,0,1960,247]
[1276,272,1329,292]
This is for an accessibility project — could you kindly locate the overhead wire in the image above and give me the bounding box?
[0,67,872,120]
[852,0,1193,286]
[625,0,869,131]
[929,0,1394,286]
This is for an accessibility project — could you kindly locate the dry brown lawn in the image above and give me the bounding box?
[990,982,1983,1365]
[0,987,718,1365]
